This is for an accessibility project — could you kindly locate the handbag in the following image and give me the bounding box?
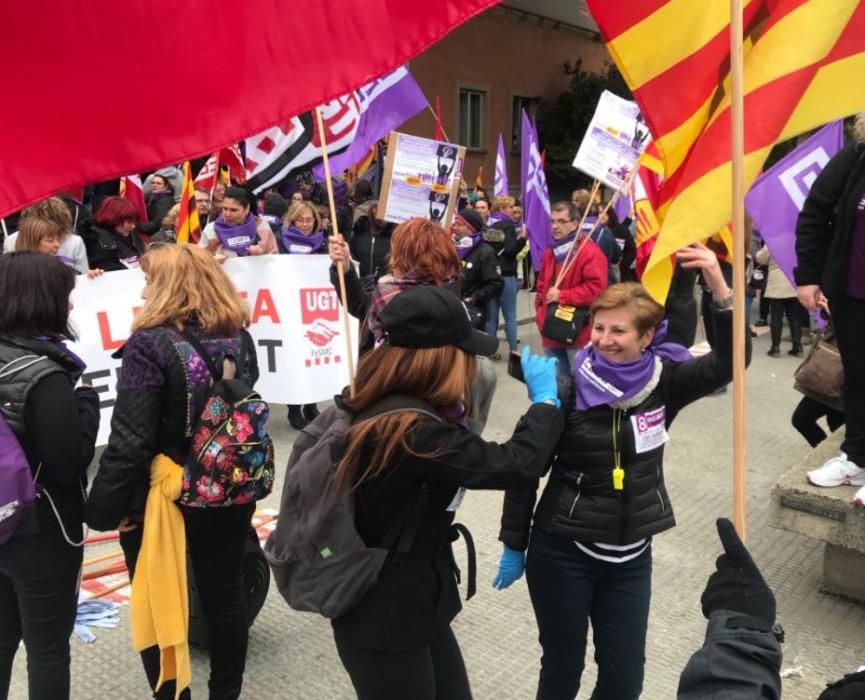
[540,237,589,345]
[541,303,588,345]
[793,325,844,412]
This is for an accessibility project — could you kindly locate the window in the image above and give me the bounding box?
[459,89,486,150]
[512,96,539,155]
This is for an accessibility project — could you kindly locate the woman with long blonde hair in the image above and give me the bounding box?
[326,284,564,699]
[86,244,261,700]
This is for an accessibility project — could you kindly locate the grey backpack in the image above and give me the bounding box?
[263,395,442,619]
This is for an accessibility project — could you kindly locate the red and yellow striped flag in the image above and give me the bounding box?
[176,161,201,244]
[587,0,865,301]
[474,166,484,192]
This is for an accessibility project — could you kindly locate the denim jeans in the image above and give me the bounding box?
[543,347,579,379]
[485,275,519,352]
[0,524,82,700]
[526,529,652,700]
[120,502,255,700]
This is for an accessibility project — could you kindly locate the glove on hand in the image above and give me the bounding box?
[492,544,526,590]
[701,518,776,625]
[521,346,560,407]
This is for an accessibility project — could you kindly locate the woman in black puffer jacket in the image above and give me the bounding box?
[492,243,751,700]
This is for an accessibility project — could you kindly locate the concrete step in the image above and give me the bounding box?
[772,432,865,602]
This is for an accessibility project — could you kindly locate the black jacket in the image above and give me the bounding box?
[349,217,394,281]
[332,402,564,651]
[80,223,146,272]
[85,323,258,531]
[0,337,99,539]
[460,241,503,308]
[138,191,175,236]
[484,216,527,277]
[795,143,865,303]
[500,309,749,550]
[677,611,782,699]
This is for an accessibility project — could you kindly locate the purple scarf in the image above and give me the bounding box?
[33,336,87,372]
[213,214,259,255]
[572,320,692,410]
[551,231,579,263]
[455,233,482,261]
[488,212,510,225]
[281,226,324,254]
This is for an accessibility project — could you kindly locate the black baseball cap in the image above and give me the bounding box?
[379,286,498,356]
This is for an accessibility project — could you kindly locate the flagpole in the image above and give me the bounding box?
[315,107,356,397]
[730,0,747,539]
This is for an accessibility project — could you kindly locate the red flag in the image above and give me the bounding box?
[194,154,219,191]
[433,95,443,141]
[176,162,201,244]
[119,175,148,224]
[0,0,498,217]
[219,145,245,183]
[539,149,546,170]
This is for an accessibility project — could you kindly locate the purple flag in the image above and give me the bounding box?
[613,192,631,223]
[522,111,551,271]
[312,66,426,180]
[745,121,844,286]
[494,133,508,197]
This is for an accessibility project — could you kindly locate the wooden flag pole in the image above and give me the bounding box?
[730,0,747,539]
[315,107,356,397]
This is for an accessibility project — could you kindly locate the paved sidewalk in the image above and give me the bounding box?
[9,306,865,699]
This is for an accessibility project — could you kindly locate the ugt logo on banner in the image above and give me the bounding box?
[299,288,341,368]
[778,147,832,209]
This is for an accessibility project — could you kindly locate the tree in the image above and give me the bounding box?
[537,60,632,198]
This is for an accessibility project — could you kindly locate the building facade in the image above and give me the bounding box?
[402,2,606,197]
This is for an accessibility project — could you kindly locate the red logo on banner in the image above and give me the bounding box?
[300,288,340,324]
[299,288,341,368]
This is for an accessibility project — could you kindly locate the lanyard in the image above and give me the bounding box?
[612,408,624,491]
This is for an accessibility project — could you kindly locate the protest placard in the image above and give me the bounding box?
[377,131,466,228]
[572,90,650,189]
[69,255,358,444]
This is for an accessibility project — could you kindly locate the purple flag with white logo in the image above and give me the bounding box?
[495,133,508,197]
[745,121,844,286]
[522,111,551,271]
[312,66,427,180]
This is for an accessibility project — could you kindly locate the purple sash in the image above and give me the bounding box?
[572,321,692,409]
[281,226,324,254]
[455,233,482,261]
[551,231,579,263]
[213,214,259,255]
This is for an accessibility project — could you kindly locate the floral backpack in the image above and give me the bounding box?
[178,330,274,508]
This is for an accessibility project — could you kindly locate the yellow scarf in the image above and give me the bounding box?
[130,454,190,699]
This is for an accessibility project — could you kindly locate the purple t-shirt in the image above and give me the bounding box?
[846,193,865,299]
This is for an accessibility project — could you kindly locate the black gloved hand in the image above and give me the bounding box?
[700,518,776,625]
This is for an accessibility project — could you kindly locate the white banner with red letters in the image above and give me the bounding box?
[69,255,358,445]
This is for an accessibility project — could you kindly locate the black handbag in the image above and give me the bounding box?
[541,303,588,345]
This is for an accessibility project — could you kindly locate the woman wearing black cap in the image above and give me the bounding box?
[452,207,503,329]
[330,285,564,700]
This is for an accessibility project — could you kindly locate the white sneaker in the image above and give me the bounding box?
[855,485,865,505]
[807,453,865,487]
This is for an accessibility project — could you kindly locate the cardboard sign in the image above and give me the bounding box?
[572,90,650,189]
[377,131,466,229]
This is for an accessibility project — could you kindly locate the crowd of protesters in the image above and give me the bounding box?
[1,136,863,700]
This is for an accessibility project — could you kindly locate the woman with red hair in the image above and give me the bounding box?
[80,196,146,272]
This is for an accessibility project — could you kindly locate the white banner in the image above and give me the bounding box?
[69,256,358,444]
[572,90,650,189]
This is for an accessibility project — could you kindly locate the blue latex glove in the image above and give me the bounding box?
[492,544,526,590]
[521,346,561,408]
